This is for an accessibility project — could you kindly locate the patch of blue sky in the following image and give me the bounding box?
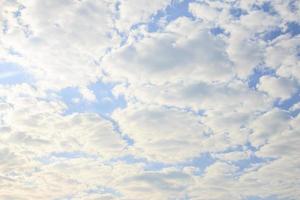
[262,28,283,41]
[272,21,300,39]
[230,7,248,18]
[144,161,171,171]
[163,0,195,22]
[121,134,134,146]
[233,154,275,174]
[146,10,165,32]
[121,0,195,36]
[286,22,300,37]
[297,45,300,58]
[255,23,300,114]
[125,0,230,47]
[274,91,300,113]
[290,108,300,117]
[261,20,300,42]
[247,67,276,89]
[210,27,226,35]
[13,4,24,18]
[58,83,131,149]
[58,81,126,116]
[121,150,272,177]
[209,143,275,173]
[148,0,228,37]
[179,153,215,175]
[245,141,260,152]
[147,0,195,32]
[252,1,277,15]
[0,61,34,85]
[260,2,274,13]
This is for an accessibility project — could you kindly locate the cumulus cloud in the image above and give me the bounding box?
[266,35,300,81]
[103,17,233,84]
[113,80,271,113]
[0,0,300,199]
[249,108,292,147]
[0,84,126,159]
[0,0,117,90]
[115,0,171,32]
[113,104,209,162]
[258,76,298,100]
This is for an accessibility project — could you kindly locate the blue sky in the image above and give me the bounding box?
[0,0,300,199]
[0,62,34,84]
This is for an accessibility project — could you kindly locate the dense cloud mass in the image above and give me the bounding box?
[0,0,300,199]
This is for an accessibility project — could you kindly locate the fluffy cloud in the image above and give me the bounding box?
[103,17,233,84]
[189,2,220,22]
[79,87,97,102]
[0,0,118,90]
[258,76,298,99]
[115,0,171,31]
[113,104,209,162]
[0,84,126,159]
[113,80,271,114]
[266,35,300,81]
[0,0,300,199]
[249,108,292,147]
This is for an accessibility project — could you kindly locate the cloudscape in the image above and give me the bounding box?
[0,0,300,199]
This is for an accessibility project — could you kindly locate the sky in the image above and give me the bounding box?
[0,0,300,199]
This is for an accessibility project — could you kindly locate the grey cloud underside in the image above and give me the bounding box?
[0,0,300,199]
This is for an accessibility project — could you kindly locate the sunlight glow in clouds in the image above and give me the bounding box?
[0,0,300,199]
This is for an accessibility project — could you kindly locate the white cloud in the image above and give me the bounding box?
[213,151,251,161]
[0,0,300,199]
[114,80,271,113]
[258,76,298,100]
[266,35,300,82]
[0,84,126,159]
[120,169,192,199]
[189,2,219,22]
[79,87,97,102]
[249,108,291,147]
[113,104,209,162]
[0,0,118,90]
[204,161,239,178]
[290,102,300,111]
[103,18,233,84]
[272,0,300,22]
[115,0,171,32]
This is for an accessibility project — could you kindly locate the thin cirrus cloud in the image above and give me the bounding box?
[0,0,300,200]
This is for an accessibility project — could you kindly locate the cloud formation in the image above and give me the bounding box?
[0,0,300,199]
